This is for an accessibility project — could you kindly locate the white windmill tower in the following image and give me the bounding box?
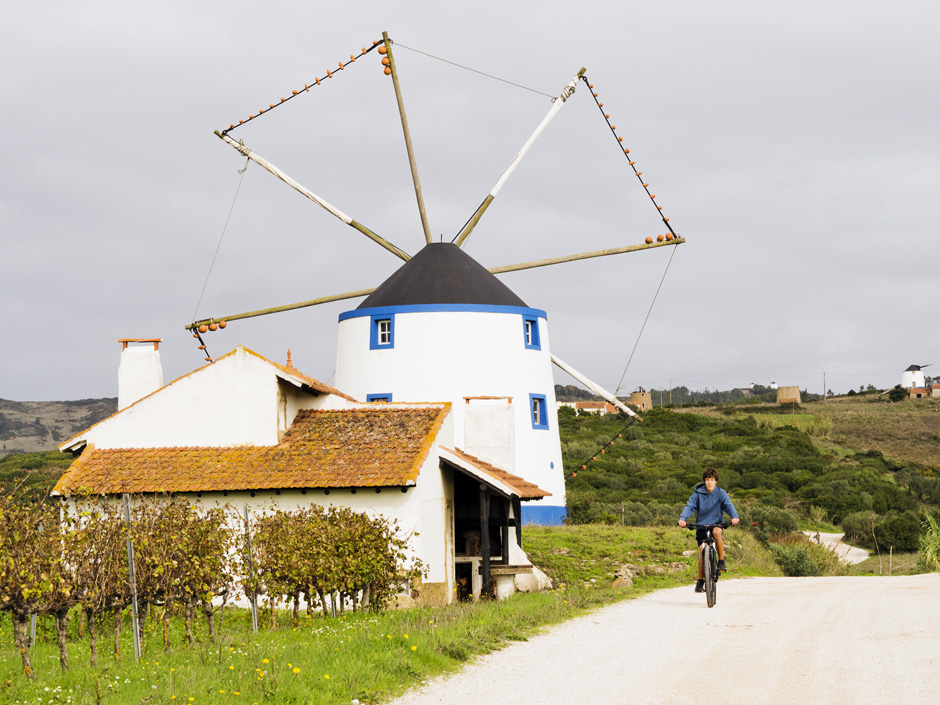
[190,32,686,524]
[901,364,929,389]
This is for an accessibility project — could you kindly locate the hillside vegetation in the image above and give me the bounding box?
[561,402,940,555]
[0,398,116,453]
[679,395,940,471]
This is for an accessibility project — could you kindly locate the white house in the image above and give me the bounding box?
[55,344,550,606]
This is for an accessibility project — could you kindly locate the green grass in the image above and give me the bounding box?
[850,551,922,576]
[0,525,783,704]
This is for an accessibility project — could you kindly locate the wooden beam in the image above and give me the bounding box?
[215,131,411,262]
[488,237,685,274]
[454,68,587,249]
[186,288,376,330]
[479,486,491,599]
[383,32,433,245]
[186,238,684,329]
[552,354,641,420]
[500,497,510,566]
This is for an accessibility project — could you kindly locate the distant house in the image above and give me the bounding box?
[908,387,930,400]
[560,401,619,415]
[55,344,551,606]
[627,388,653,411]
[776,386,801,404]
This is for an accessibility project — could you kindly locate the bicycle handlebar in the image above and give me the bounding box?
[682,522,729,530]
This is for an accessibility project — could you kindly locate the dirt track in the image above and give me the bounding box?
[389,574,940,705]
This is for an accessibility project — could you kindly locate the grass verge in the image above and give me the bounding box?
[0,526,781,704]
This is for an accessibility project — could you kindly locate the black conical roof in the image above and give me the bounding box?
[357,243,528,309]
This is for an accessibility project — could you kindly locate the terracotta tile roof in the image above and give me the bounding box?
[54,406,448,495]
[442,447,551,500]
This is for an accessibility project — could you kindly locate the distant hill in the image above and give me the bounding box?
[0,398,117,454]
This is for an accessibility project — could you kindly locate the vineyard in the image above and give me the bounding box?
[0,493,417,680]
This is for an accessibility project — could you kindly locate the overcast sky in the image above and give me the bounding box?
[3,1,938,402]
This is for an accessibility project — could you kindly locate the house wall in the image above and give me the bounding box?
[463,400,515,471]
[77,349,337,450]
[73,439,457,609]
[628,391,653,411]
[776,386,801,404]
[335,306,565,523]
[902,370,926,389]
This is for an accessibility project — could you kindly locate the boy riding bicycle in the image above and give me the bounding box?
[678,467,740,593]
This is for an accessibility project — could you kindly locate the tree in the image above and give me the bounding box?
[887,385,908,402]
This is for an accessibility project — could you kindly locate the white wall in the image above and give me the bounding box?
[335,309,565,506]
[77,347,337,450]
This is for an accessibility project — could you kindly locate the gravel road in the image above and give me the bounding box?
[805,531,870,564]
[389,574,940,705]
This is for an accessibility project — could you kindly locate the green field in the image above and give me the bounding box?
[0,525,776,704]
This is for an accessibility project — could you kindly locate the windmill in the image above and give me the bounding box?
[187,32,686,523]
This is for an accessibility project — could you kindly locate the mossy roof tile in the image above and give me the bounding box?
[54,406,448,495]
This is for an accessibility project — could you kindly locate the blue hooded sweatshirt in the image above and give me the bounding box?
[679,483,739,525]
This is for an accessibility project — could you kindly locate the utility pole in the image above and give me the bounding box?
[823,371,827,403]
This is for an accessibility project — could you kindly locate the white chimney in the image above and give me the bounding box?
[118,338,164,410]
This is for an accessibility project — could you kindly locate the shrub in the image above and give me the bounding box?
[749,506,799,538]
[919,512,940,572]
[887,385,908,402]
[769,543,821,576]
[842,511,877,545]
[873,511,922,552]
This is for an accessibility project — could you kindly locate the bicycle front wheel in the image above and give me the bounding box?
[704,544,717,608]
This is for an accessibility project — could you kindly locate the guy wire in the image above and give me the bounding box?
[615,242,679,396]
[192,157,250,323]
[394,43,555,99]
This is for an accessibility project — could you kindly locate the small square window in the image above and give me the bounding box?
[367,393,392,403]
[530,394,548,430]
[369,313,395,349]
[523,316,541,350]
[378,319,391,344]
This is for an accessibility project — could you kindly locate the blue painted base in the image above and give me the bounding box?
[521,504,567,526]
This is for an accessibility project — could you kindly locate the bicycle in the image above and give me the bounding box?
[685,522,728,608]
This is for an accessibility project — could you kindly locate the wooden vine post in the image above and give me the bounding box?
[122,494,142,662]
[244,505,259,633]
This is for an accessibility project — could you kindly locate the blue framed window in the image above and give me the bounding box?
[523,315,541,350]
[367,393,393,402]
[530,394,549,430]
[369,313,395,350]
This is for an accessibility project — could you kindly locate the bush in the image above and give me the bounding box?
[873,511,922,552]
[887,385,908,402]
[749,506,799,538]
[842,511,877,545]
[919,512,940,572]
[770,543,821,576]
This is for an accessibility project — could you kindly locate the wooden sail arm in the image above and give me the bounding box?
[214,131,411,262]
[551,354,641,420]
[186,237,683,330]
[488,236,684,274]
[383,32,433,245]
[454,68,587,249]
[187,288,377,331]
